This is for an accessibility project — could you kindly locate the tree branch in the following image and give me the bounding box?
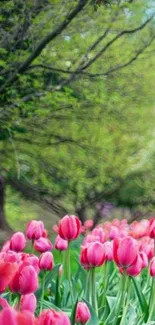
[0,0,89,94]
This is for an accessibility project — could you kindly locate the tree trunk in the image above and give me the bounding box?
[0,175,11,230]
[76,205,87,224]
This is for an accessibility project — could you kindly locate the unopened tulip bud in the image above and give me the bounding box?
[39,252,54,271]
[54,235,68,251]
[26,220,44,240]
[126,254,143,276]
[76,302,91,324]
[113,236,138,268]
[59,215,81,241]
[9,264,38,295]
[20,293,37,313]
[10,232,26,252]
[150,257,155,277]
[34,237,53,253]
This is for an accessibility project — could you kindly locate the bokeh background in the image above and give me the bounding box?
[0,0,155,240]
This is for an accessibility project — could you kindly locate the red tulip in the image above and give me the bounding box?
[9,264,38,295]
[39,309,71,325]
[54,235,68,251]
[10,232,26,252]
[59,215,81,241]
[26,220,44,240]
[0,259,18,293]
[150,257,155,277]
[39,252,54,271]
[75,302,91,324]
[34,237,53,253]
[80,242,105,268]
[20,294,37,314]
[126,254,143,276]
[113,236,138,268]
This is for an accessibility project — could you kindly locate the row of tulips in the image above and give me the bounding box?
[0,215,155,324]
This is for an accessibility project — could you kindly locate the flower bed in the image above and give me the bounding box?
[0,215,155,324]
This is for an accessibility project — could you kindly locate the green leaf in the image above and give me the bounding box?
[70,298,79,325]
[131,277,149,322]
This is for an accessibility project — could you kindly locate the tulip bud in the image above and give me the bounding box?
[39,309,71,325]
[113,236,138,268]
[76,302,91,324]
[80,242,105,268]
[9,264,38,295]
[39,252,54,271]
[34,237,53,253]
[22,254,40,274]
[0,259,18,293]
[109,226,120,240]
[126,254,143,276]
[139,251,148,269]
[10,232,26,252]
[149,218,155,238]
[54,235,68,251]
[103,241,113,261]
[26,220,44,240]
[84,219,94,229]
[20,293,37,313]
[150,257,155,277]
[92,227,106,243]
[1,240,11,252]
[59,215,81,241]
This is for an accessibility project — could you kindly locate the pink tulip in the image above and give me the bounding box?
[10,232,26,252]
[21,254,40,274]
[59,215,81,241]
[103,241,113,261]
[80,242,105,268]
[113,236,138,268]
[9,264,38,295]
[1,240,11,252]
[149,218,155,238]
[39,252,54,271]
[26,220,44,240]
[52,224,59,233]
[139,251,148,269]
[76,302,91,324]
[34,237,53,253]
[0,307,37,325]
[150,257,155,277]
[126,254,143,276]
[82,234,100,246]
[20,294,37,313]
[84,219,94,229]
[109,226,120,240]
[39,309,71,325]
[92,227,106,243]
[54,235,68,251]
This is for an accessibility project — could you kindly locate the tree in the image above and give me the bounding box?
[0,0,155,226]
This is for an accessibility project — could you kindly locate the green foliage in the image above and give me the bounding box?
[0,0,155,219]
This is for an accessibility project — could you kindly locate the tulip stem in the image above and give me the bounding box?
[66,241,74,304]
[119,277,131,325]
[40,272,46,312]
[102,262,108,307]
[31,240,34,254]
[148,278,155,321]
[92,268,98,316]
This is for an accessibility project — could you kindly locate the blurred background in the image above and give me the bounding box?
[0,0,155,240]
